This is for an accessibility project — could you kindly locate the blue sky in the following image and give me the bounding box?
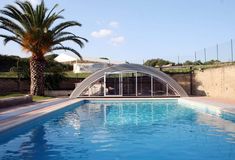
[0,0,235,63]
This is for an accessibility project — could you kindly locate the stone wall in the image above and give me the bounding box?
[59,78,83,90]
[0,78,83,94]
[192,65,235,99]
[0,78,30,93]
[168,73,191,95]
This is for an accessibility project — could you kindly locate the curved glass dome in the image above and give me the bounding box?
[70,64,188,98]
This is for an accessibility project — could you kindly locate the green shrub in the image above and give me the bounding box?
[0,54,19,71]
[45,73,65,90]
[144,58,175,67]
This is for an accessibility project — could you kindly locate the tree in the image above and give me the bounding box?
[204,60,220,65]
[0,54,20,71]
[183,60,194,65]
[0,1,87,95]
[193,60,203,65]
[144,58,175,67]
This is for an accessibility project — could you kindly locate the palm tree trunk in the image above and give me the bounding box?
[30,57,46,96]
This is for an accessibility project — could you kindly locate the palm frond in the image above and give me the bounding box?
[0,17,25,35]
[54,35,86,48]
[51,46,82,60]
[53,31,76,39]
[0,0,87,59]
[0,34,23,45]
[3,4,32,30]
[0,25,20,37]
[52,21,81,35]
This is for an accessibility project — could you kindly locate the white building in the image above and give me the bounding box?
[54,54,122,73]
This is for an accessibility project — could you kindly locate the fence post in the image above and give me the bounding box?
[204,48,207,62]
[216,44,219,61]
[190,66,193,95]
[231,39,234,62]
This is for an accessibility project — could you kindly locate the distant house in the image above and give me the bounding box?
[54,54,122,73]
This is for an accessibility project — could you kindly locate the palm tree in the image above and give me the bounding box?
[0,1,87,95]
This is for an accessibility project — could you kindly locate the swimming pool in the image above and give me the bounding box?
[0,99,235,160]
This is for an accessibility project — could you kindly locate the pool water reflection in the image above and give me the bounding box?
[0,100,235,160]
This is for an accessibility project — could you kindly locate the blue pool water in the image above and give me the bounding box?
[0,100,235,160]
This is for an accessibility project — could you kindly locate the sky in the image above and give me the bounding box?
[0,0,235,63]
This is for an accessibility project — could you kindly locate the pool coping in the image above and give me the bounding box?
[0,97,235,133]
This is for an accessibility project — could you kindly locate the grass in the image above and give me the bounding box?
[0,93,24,98]
[162,67,191,73]
[0,93,53,102]
[32,95,53,102]
[0,71,92,78]
[64,71,91,78]
[0,72,18,78]
[162,63,235,73]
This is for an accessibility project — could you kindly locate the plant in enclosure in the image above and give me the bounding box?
[0,1,87,95]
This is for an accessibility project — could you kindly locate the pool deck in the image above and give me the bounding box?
[0,98,82,132]
[182,97,235,114]
[0,97,235,133]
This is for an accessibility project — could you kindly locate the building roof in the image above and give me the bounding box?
[54,53,123,64]
[54,54,77,63]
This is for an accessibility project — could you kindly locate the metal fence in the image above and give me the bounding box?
[194,39,234,62]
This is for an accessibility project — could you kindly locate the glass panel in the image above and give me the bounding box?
[168,85,177,96]
[137,73,151,96]
[105,73,121,96]
[122,72,136,96]
[80,77,104,97]
[80,87,89,96]
[89,77,104,96]
[153,77,167,96]
[80,72,178,97]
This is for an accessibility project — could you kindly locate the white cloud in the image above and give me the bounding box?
[91,29,112,38]
[111,36,125,46]
[109,21,119,28]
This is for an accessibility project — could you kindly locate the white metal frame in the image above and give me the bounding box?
[79,70,180,97]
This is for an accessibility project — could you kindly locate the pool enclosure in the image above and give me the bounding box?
[70,64,188,98]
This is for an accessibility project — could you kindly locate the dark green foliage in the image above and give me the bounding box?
[45,54,72,72]
[194,60,203,65]
[16,58,30,78]
[45,73,64,90]
[144,58,175,67]
[0,53,71,79]
[44,54,71,90]
[0,54,29,78]
[0,54,72,89]
[204,60,220,65]
[183,60,203,65]
[0,54,19,71]
[183,60,219,66]
[183,60,194,65]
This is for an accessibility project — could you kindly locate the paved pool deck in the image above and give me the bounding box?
[182,97,235,114]
[0,98,82,132]
[0,97,235,133]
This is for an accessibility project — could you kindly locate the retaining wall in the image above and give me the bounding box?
[192,65,235,99]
